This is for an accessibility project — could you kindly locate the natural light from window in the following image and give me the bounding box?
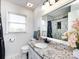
[8,13,26,32]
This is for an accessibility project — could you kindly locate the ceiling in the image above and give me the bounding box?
[7,0,46,10]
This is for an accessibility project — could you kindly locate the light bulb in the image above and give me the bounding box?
[49,0,55,5]
[45,2,50,7]
[42,4,46,10]
[27,2,34,7]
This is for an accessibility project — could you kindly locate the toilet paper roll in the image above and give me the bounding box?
[9,38,15,43]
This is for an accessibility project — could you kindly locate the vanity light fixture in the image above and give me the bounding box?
[42,4,46,10]
[43,0,51,6]
[27,2,34,7]
[42,1,50,10]
[45,1,50,7]
[42,0,51,10]
[42,0,59,10]
[43,0,59,6]
[49,0,55,5]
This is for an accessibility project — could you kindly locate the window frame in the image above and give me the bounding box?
[7,12,27,33]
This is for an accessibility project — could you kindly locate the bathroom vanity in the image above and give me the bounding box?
[29,45,42,59]
[28,39,77,59]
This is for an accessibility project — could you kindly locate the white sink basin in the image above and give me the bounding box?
[34,43,48,49]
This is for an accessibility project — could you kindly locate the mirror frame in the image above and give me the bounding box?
[41,1,76,45]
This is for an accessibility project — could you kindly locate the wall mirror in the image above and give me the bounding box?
[41,1,79,41]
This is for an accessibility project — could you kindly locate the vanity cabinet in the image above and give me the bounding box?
[29,47,42,59]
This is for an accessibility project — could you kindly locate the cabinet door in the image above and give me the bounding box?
[29,47,33,59]
[33,51,41,59]
[29,47,41,59]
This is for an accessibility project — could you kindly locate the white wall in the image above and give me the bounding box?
[41,16,47,36]
[33,6,43,31]
[1,0,33,59]
[71,0,79,11]
[68,0,79,31]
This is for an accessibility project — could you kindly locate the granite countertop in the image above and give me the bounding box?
[28,39,77,59]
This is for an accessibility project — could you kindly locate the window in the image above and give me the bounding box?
[8,13,26,32]
[57,22,61,29]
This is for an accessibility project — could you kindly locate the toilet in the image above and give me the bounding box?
[21,45,29,59]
